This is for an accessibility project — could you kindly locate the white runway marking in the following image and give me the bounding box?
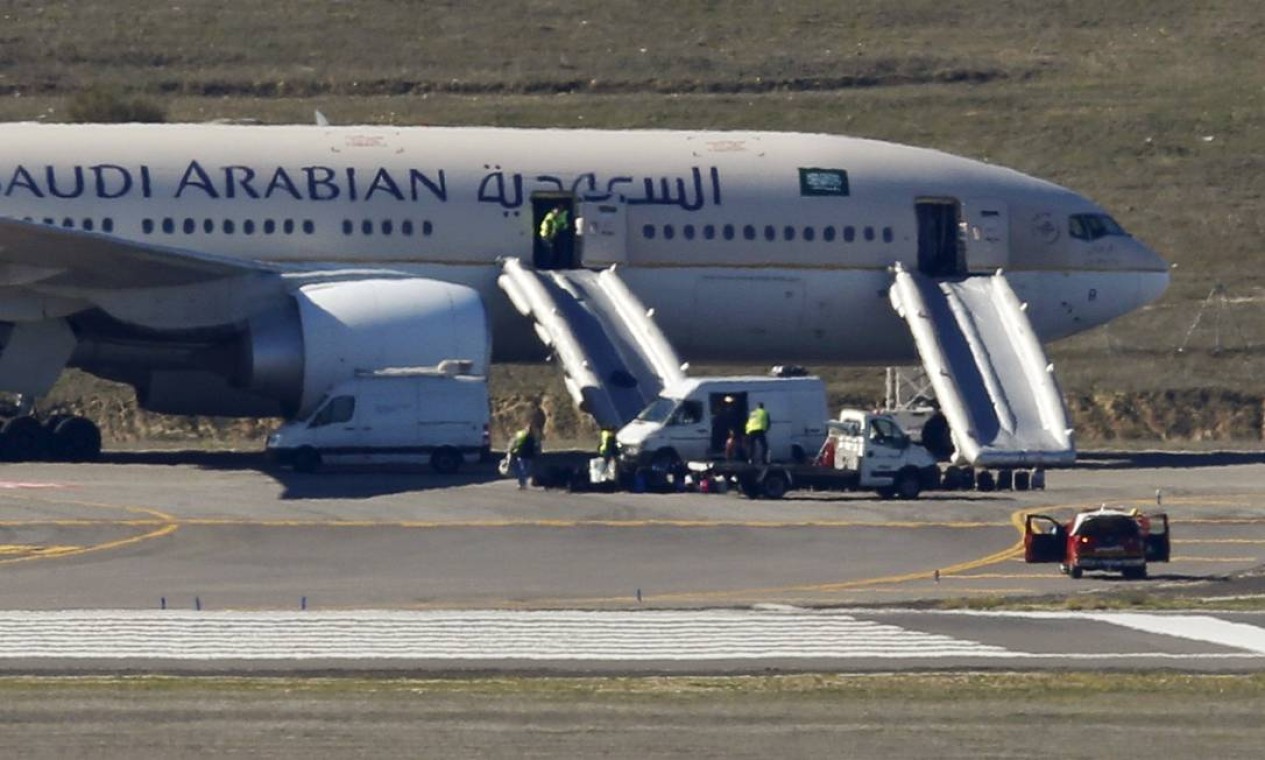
[0,610,1262,663]
[953,610,1265,656]
[0,609,1009,660]
[1086,613,1265,654]
[0,482,64,489]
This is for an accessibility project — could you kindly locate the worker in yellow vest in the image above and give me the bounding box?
[745,402,770,464]
[537,204,569,268]
[598,428,618,462]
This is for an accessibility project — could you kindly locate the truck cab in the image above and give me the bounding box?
[824,410,940,498]
[1025,507,1170,579]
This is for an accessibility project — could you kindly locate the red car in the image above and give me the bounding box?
[1025,507,1170,579]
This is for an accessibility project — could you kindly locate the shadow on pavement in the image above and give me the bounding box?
[99,449,505,499]
[1075,450,1265,470]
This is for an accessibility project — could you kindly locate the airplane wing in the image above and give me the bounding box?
[0,217,302,329]
[0,217,276,291]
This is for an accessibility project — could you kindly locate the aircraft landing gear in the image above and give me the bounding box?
[0,414,101,462]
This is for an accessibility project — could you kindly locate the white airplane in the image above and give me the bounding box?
[0,123,1168,459]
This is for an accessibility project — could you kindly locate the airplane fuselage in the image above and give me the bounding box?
[0,124,1169,366]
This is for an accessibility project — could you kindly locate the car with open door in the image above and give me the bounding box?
[1024,507,1169,580]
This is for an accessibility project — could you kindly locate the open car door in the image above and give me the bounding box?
[1144,513,1171,563]
[1024,514,1066,563]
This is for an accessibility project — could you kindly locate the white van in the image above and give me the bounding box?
[617,376,828,468]
[267,364,490,473]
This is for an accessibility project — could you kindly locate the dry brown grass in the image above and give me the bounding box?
[5,0,1263,444]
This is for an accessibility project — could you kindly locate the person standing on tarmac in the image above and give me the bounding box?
[746,402,770,464]
[598,428,618,463]
[508,426,538,489]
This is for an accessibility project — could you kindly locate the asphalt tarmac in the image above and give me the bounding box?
[1,449,1264,673]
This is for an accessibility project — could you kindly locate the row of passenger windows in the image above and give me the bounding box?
[641,223,895,244]
[340,219,433,237]
[142,218,316,236]
[23,216,115,233]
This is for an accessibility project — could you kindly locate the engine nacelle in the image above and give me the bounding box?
[243,278,489,418]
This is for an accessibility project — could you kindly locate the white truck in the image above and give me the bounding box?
[267,361,490,473]
[616,376,829,470]
[693,409,942,499]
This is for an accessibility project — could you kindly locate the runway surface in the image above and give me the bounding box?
[1,608,1263,673]
[0,449,1263,672]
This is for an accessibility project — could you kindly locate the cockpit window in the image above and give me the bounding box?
[1069,213,1128,241]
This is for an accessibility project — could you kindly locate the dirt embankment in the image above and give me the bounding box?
[41,386,1265,450]
[1066,390,1264,443]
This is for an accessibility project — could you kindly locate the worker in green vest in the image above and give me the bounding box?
[745,402,770,464]
[508,426,538,489]
[537,204,569,268]
[598,428,618,462]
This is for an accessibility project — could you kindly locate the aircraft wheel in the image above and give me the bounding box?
[1014,470,1031,491]
[51,416,102,462]
[1069,565,1083,579]
[1031,468,1046,490]
[430,447,462,475]
[0,416,50,461]
[997,469,1014,491]
[976,470,996,492]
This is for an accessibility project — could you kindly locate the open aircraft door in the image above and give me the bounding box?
[577,198,627,267]
[1144,513,1171,563]
[962,198,1009,273]
[1024,514,1066,563]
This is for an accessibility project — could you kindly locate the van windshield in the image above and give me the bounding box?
[309,395,355,428]
[636,396,678,424]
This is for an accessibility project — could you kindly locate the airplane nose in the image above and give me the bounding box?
[1131,240,1170,306]
[1137,266,1170,308]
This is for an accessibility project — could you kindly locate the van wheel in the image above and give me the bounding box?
[293,447,321,473]
[431,447,461,475]
[650,448,680,471]
[760,470,789,500]
[894,470,921,500]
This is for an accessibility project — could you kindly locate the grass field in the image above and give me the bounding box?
[4,673,1265,758]
[3,0,1264,442]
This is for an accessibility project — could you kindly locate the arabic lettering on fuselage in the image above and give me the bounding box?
[0,161,724,211]
[476,166,722,211]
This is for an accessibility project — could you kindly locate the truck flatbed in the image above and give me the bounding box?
[691,458,936,500]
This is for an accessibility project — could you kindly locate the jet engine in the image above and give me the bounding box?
[132,277,489,419]
[240,278,490,418]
